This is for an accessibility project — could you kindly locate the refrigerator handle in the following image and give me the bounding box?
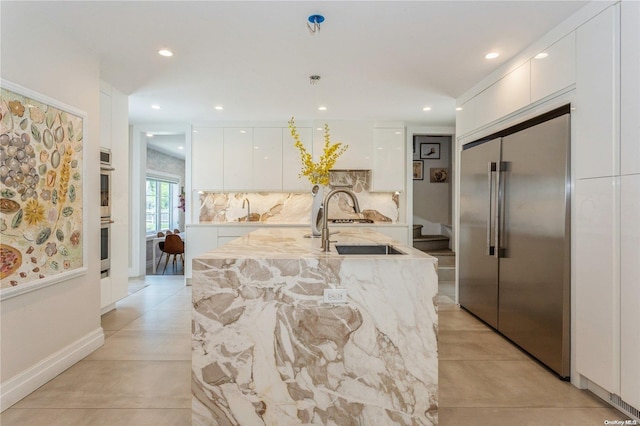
[487,162,497,256]
[496,161,508,258]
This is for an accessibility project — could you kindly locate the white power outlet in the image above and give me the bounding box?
[323,288,348,304]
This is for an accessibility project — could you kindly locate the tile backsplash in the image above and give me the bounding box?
[197,170,399,223]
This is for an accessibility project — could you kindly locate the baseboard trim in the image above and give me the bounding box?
[0,327,104,412]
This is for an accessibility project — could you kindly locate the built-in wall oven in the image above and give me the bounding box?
[100,218,111,272]
[100,149,113,218]
[100,149,114,273]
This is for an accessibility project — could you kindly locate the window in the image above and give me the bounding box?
[146,176,180,234]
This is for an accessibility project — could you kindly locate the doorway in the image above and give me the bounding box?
[130,124,192,279]
[409,129,456,299]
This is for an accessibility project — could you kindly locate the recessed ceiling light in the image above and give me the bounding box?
[394,131,401,135]
[146,133,154,137]
[318,106,327,111]
[422,106,432,112]
[456,107,463,111]
[214,105,224,110]
[151,104,161,110]
[158,48,173,57]
[485,52,499,60]
[240,130,247,134]
[316,127,323,131]
[534,52,549,59]
[178,146,184,150]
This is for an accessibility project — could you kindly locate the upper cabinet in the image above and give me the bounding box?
[223,128,253,191]
[192,121,402,192]
[475,61,531,128]
[283,126,312,192]
[252,128,283,191]
[531,32,576,103]
[575,5,619,179]
[315,121,373,170]
[372,127,405,192]
[620,0,640,176]
[192,128,224,190]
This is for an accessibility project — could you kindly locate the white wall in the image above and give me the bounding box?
[0,5,103,409]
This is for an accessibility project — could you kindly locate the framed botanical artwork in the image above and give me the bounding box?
[430,168,449,183]
[413,160,424,180]
[420,142,441,160]
[1,80,87,300]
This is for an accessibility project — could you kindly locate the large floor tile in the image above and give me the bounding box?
[439,329,528,361]
[122,308,191,331]
[439,359,610,408]
[12,360,191,409]
[439,308,490,331]
[0,408,191,426]
[85,330,191,361]
[152,292,192,311]
[439,407,630,426]
[100,305,147,331]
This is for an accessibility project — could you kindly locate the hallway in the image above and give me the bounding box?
[0,278,628,425]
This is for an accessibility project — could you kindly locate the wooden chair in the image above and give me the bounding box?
[159,233,184,274]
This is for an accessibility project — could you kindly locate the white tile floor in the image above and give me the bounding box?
[0,277,630,425]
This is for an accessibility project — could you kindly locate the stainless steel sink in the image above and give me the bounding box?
[334,244,406,255]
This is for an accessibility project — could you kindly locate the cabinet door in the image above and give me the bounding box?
[192,128,223,190]
[372,128,404,192]
[475,62,531,128]
[456,97,478,137]
[185,226,218,279]
[531,32,576,103]
[575,5,619,179]
[315,121,373,170]
[621,174,640,408]
[575,177,620,393]
[283,127,312,191]
[621,0,640,175]
[252,128,283,191]
[223,128,253,190]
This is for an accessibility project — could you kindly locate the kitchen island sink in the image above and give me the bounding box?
[335,243,405,255]
[192,228,438,425]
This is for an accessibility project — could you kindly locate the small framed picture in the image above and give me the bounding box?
[430,168,449,183]
[413,160,424,180]
[420,143,441,160]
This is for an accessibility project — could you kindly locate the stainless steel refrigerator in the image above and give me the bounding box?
[459,106,571,378]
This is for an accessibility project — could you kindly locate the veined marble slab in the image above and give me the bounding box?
[192,228,438,425]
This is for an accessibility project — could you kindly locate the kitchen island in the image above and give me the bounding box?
[192,228,438,425]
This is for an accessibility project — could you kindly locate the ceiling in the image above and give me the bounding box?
[5,1,588,156]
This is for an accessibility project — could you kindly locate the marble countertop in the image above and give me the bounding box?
[192,227,431,260]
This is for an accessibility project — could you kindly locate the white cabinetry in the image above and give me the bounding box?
[575,177,619,393]
[99,82,129,312]
[192,128,224,190]
[621,174,640,408]
[223,128,253,190]
[531,32,576,103]
[283,127,312,191]
[575,5,619,179]
[253,128,283,191]
[475,61,531,129]
[620,0,640,176]
[316,121,373,170]
[372,128,404,192]
[185,226,218,279]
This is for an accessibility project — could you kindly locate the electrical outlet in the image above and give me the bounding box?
[324,288,347,304]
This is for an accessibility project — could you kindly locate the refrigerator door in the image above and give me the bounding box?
[459,138,500,328]
[498,113,571,377]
